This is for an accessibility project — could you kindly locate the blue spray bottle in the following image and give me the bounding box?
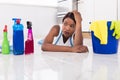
[12,18,24,55]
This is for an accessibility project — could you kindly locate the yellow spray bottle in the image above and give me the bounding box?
[2,25,10,54]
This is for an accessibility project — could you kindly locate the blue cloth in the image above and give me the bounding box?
[0,45,13,53]
[38,39,44,45]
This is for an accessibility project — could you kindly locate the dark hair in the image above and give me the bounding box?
[62,12,76,24]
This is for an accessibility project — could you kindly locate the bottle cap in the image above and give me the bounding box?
[27,21,32,29]
[12,18,21,24]
[16,19,21,24]
[3,25,7,32]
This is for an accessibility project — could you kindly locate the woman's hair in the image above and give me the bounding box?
[62,12,76,24]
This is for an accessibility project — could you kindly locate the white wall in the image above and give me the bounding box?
[78,0,94,32]
[118,0,120,20]
[94,0,117,20]
[0,0,57,7]
[0,3,57,40]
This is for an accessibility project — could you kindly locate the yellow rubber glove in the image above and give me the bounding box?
[110,21,115,35]
[110,21,120,39]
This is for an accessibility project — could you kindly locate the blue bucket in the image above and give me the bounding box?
[91,21,119,54]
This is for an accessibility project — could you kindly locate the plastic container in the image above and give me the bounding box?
[25,21,34,54]
[2,25,10,54]
[12,18,24,55]
[91,21,119,54]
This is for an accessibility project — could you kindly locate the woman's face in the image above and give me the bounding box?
[62,17,76,38]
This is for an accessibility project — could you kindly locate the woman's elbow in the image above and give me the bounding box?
[41,43,53,51]
[41,44,46,51]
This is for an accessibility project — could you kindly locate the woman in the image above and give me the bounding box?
[41,10,88,53]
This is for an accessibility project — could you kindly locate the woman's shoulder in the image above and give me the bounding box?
[52,25,60,30]
[51,25,61,36]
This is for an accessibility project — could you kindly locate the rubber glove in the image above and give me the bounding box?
[110,21,120,39]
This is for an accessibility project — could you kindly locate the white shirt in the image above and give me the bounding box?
[53,26,74,47]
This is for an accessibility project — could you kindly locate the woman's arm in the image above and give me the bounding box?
[41,25,73,52]
[72,11,89,52]
[73,10,83,46]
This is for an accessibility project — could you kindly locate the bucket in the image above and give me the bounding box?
[91,21,118,54]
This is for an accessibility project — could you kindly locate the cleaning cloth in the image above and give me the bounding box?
[90,20,108,44]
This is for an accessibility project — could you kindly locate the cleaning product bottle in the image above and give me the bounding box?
[12,18,24,55]
[25,21,34,54]
[2,25,10,54]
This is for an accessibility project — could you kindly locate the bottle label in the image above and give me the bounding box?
[28,33,32,40]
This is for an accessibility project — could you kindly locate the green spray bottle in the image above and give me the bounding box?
[2,25,10,54]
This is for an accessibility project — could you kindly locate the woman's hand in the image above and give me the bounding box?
[72,45,89,53]
[72,10,82,25]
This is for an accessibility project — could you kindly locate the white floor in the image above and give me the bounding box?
[0,39,120,80]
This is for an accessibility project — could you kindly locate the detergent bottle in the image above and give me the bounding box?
[25,21,34,54]
[12,18,24,55]
[2,25,10,54]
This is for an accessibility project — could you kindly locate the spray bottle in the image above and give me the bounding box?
[2,25,10,54]
[12,18,24,55]
[25,21,34,54]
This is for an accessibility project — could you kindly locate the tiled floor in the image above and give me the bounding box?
[0,38,120,80]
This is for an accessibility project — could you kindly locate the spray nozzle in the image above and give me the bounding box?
[27,21,32,29]
[12,18,21,24]
[3,25,7,32]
